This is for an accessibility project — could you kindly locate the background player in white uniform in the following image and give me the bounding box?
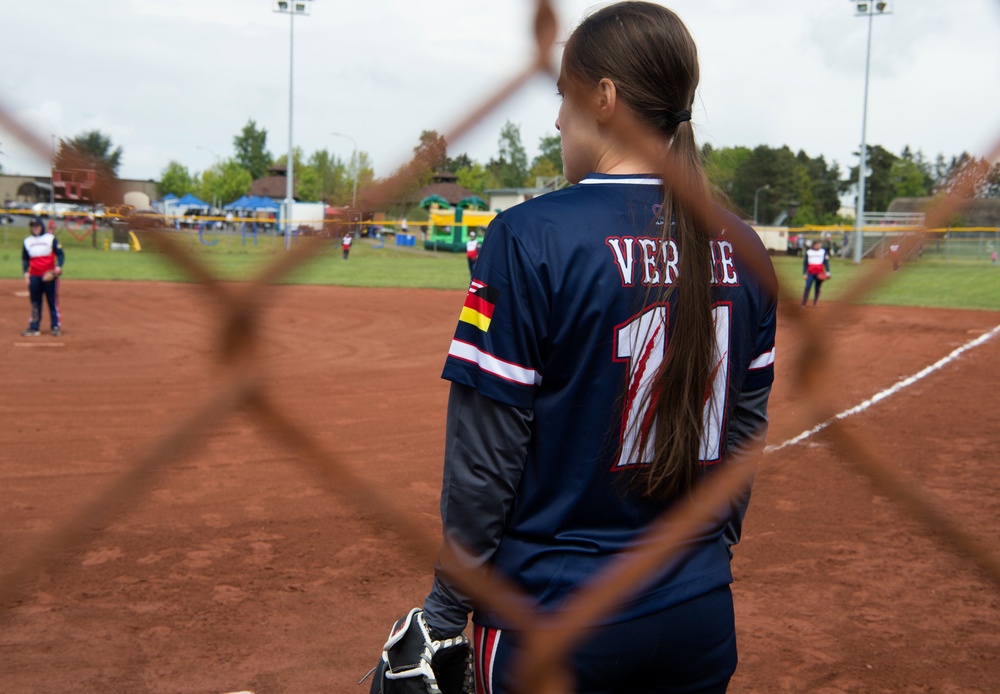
[801,238,831,307]
[465,230,479,277]
[368,4,777,693]
[21,216,65,336]
[342,231,353,260]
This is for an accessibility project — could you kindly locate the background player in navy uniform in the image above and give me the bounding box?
[801,238,831,307]
[368,4,777,693]
[21,216,65,336]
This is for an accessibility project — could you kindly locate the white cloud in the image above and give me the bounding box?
[1,0,998,184]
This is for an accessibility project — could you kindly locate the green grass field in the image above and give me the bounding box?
[3,223,998,309]
[1,223,472,289]
[772,254,1000,310]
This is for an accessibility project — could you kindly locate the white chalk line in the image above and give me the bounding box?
[766,322,1000,453]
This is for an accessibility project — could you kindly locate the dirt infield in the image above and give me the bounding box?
[2,279,999,693]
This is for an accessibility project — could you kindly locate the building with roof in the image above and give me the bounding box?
[487,176,569,213]
[250,164,297,200]
[1,173,158,209]
[404,171,477,209]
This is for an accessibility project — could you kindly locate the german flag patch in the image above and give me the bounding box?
[459,280,500,332]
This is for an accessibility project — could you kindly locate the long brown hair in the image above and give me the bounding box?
[564,2,716,501]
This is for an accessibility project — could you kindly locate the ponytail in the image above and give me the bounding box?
[563,2,720,500]
[632,122,716,501]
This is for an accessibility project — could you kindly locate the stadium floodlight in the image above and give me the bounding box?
[50,134,56,218]
[274,0,315,249]
[849,0,891,264]
[273,1,310,14]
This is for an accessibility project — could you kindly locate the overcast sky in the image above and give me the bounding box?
[2,0,999,186]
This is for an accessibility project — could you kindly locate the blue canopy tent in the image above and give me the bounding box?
[162,192,210,228]
[247,196,279,212]
[155,192,178,214]
[231,196,278,242]
[176,193,209,208]
[223,195,252,211]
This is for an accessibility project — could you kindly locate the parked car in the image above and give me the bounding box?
[180,208,209,228]
[127,207,168,230]
[31,202,77,217]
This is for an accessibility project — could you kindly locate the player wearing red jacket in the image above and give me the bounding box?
[801,238,831,307]
[342,232,353,260]
[21,216,65,336]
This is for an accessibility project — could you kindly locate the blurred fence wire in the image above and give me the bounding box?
[2,1,999,692]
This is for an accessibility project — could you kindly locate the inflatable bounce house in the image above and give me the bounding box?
[422,195,496,252]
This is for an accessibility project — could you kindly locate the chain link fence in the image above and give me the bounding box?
[2,2,999,692]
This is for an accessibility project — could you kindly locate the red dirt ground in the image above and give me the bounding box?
[1,279,999,693]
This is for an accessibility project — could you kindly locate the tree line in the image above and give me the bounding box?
[13,124,998,224]
[153,119,564,211]
[156,120,376,208]
[703,143,1000,226]
[159,120,1000,225]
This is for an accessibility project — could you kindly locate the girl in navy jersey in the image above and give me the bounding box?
[379,4,777,693]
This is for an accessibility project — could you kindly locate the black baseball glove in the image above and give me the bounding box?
[363,608,472,694]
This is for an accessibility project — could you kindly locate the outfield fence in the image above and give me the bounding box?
[6,207,999,261]
[786,226,1000,262]
[915,228,1000,261]
[2,2,1000,693]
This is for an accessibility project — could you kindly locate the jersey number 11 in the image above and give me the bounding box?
[613,304,731,469]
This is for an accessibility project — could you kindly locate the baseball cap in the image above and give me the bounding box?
[29,215,44,227]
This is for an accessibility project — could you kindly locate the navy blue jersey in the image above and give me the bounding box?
[440,173,777,627]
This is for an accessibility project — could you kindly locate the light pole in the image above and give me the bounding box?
[753,184,770,225]
[50,134,56,218]
[274,0,314,249]
[851,0,891,264]
[331,131,358,210]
